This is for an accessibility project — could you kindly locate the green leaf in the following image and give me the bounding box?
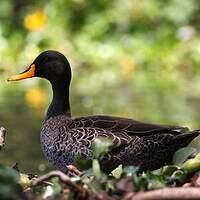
[145,172,165,190]
[74,154,92,170]
[0,165,25,199]
[182,158,200,174]
[106,181,115,192]
[173,147,197,166]
[42,177,62,199]
[123,166,139,177]
[161,165,179,177]
[147,178,165,190]
[81,175,93,185]
[152,168,162,176]
[18,173,32,188]
[194,152,200,160]
[91,137,112,158]
[111,164,123,178]
[134,176,147,192]
[51,177,62,194]
[42,186,54,199]
[0,165,19,184]
[170,169,186,184]
[82,169,94,177]
[92,159,102,179]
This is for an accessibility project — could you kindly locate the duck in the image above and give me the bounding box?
[8,50,200,173]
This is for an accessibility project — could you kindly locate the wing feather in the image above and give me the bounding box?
[73,115,184,136]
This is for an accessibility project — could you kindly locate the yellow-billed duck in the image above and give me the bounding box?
[8,50,200,173]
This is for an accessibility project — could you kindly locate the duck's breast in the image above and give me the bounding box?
[40,115,76,171]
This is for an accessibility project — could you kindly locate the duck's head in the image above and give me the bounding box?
[8,50,72,84]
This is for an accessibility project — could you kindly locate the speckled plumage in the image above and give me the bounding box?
[40,113,200,173]
[9,50,200,173]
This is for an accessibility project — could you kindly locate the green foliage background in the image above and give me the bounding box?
[0,0,200,173]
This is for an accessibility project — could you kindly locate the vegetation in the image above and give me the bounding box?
[1,137,200,200]
[0,0,200,172]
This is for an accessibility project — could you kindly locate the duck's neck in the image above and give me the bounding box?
[46,81,71,120]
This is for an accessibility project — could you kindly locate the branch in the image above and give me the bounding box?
[66,165,82,176]
[32,170,87,196]
[132,187,200,200]
[0,127,6,150]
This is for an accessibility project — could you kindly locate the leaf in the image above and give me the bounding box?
[18,173,32,188]
[147,178,165,190]
[0,165,25,199]
[106,181,115,192]
[51,177,62,194]
[152,168,162,176]
[194,152,200,160]
[170,170,186,184]
[133,175,147,192]
[161,165,179,177]
[91,137,112,158]
[82,169,94,177]
[123,166,139,177]
[81,175,93,185]
[42,177,62,199]
[182,158,200,174]
[74,154,92,170]
[42,186,54,199]
[145,172,165,190]
[173,147,197,166]
[0,165,19,184]
[92,159,102,179]
[111,164,123,178]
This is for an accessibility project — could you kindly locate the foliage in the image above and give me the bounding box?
[0,165,25,200]
[172,146,197,165]
[91,137,112,158]
[0,137,199,199]
[0,0,200,173]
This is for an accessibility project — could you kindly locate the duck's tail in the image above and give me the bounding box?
[173,129,200,148]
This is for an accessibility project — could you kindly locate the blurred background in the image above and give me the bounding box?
[0,0,200,173]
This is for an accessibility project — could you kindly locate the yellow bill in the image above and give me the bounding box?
[7,64,35,81]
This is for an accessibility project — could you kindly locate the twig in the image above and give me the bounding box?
[132,187,200,200]
[0,127,6,150]
[12,162,20,172]
[31,178,53,187]
[67,165,82,177]
[32,170,87,196]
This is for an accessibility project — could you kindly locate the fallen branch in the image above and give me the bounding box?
[0,127,6,150]
[132,187,200,200]
[32,170,88,197]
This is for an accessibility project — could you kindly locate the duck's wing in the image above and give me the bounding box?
[72,115,187,137]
